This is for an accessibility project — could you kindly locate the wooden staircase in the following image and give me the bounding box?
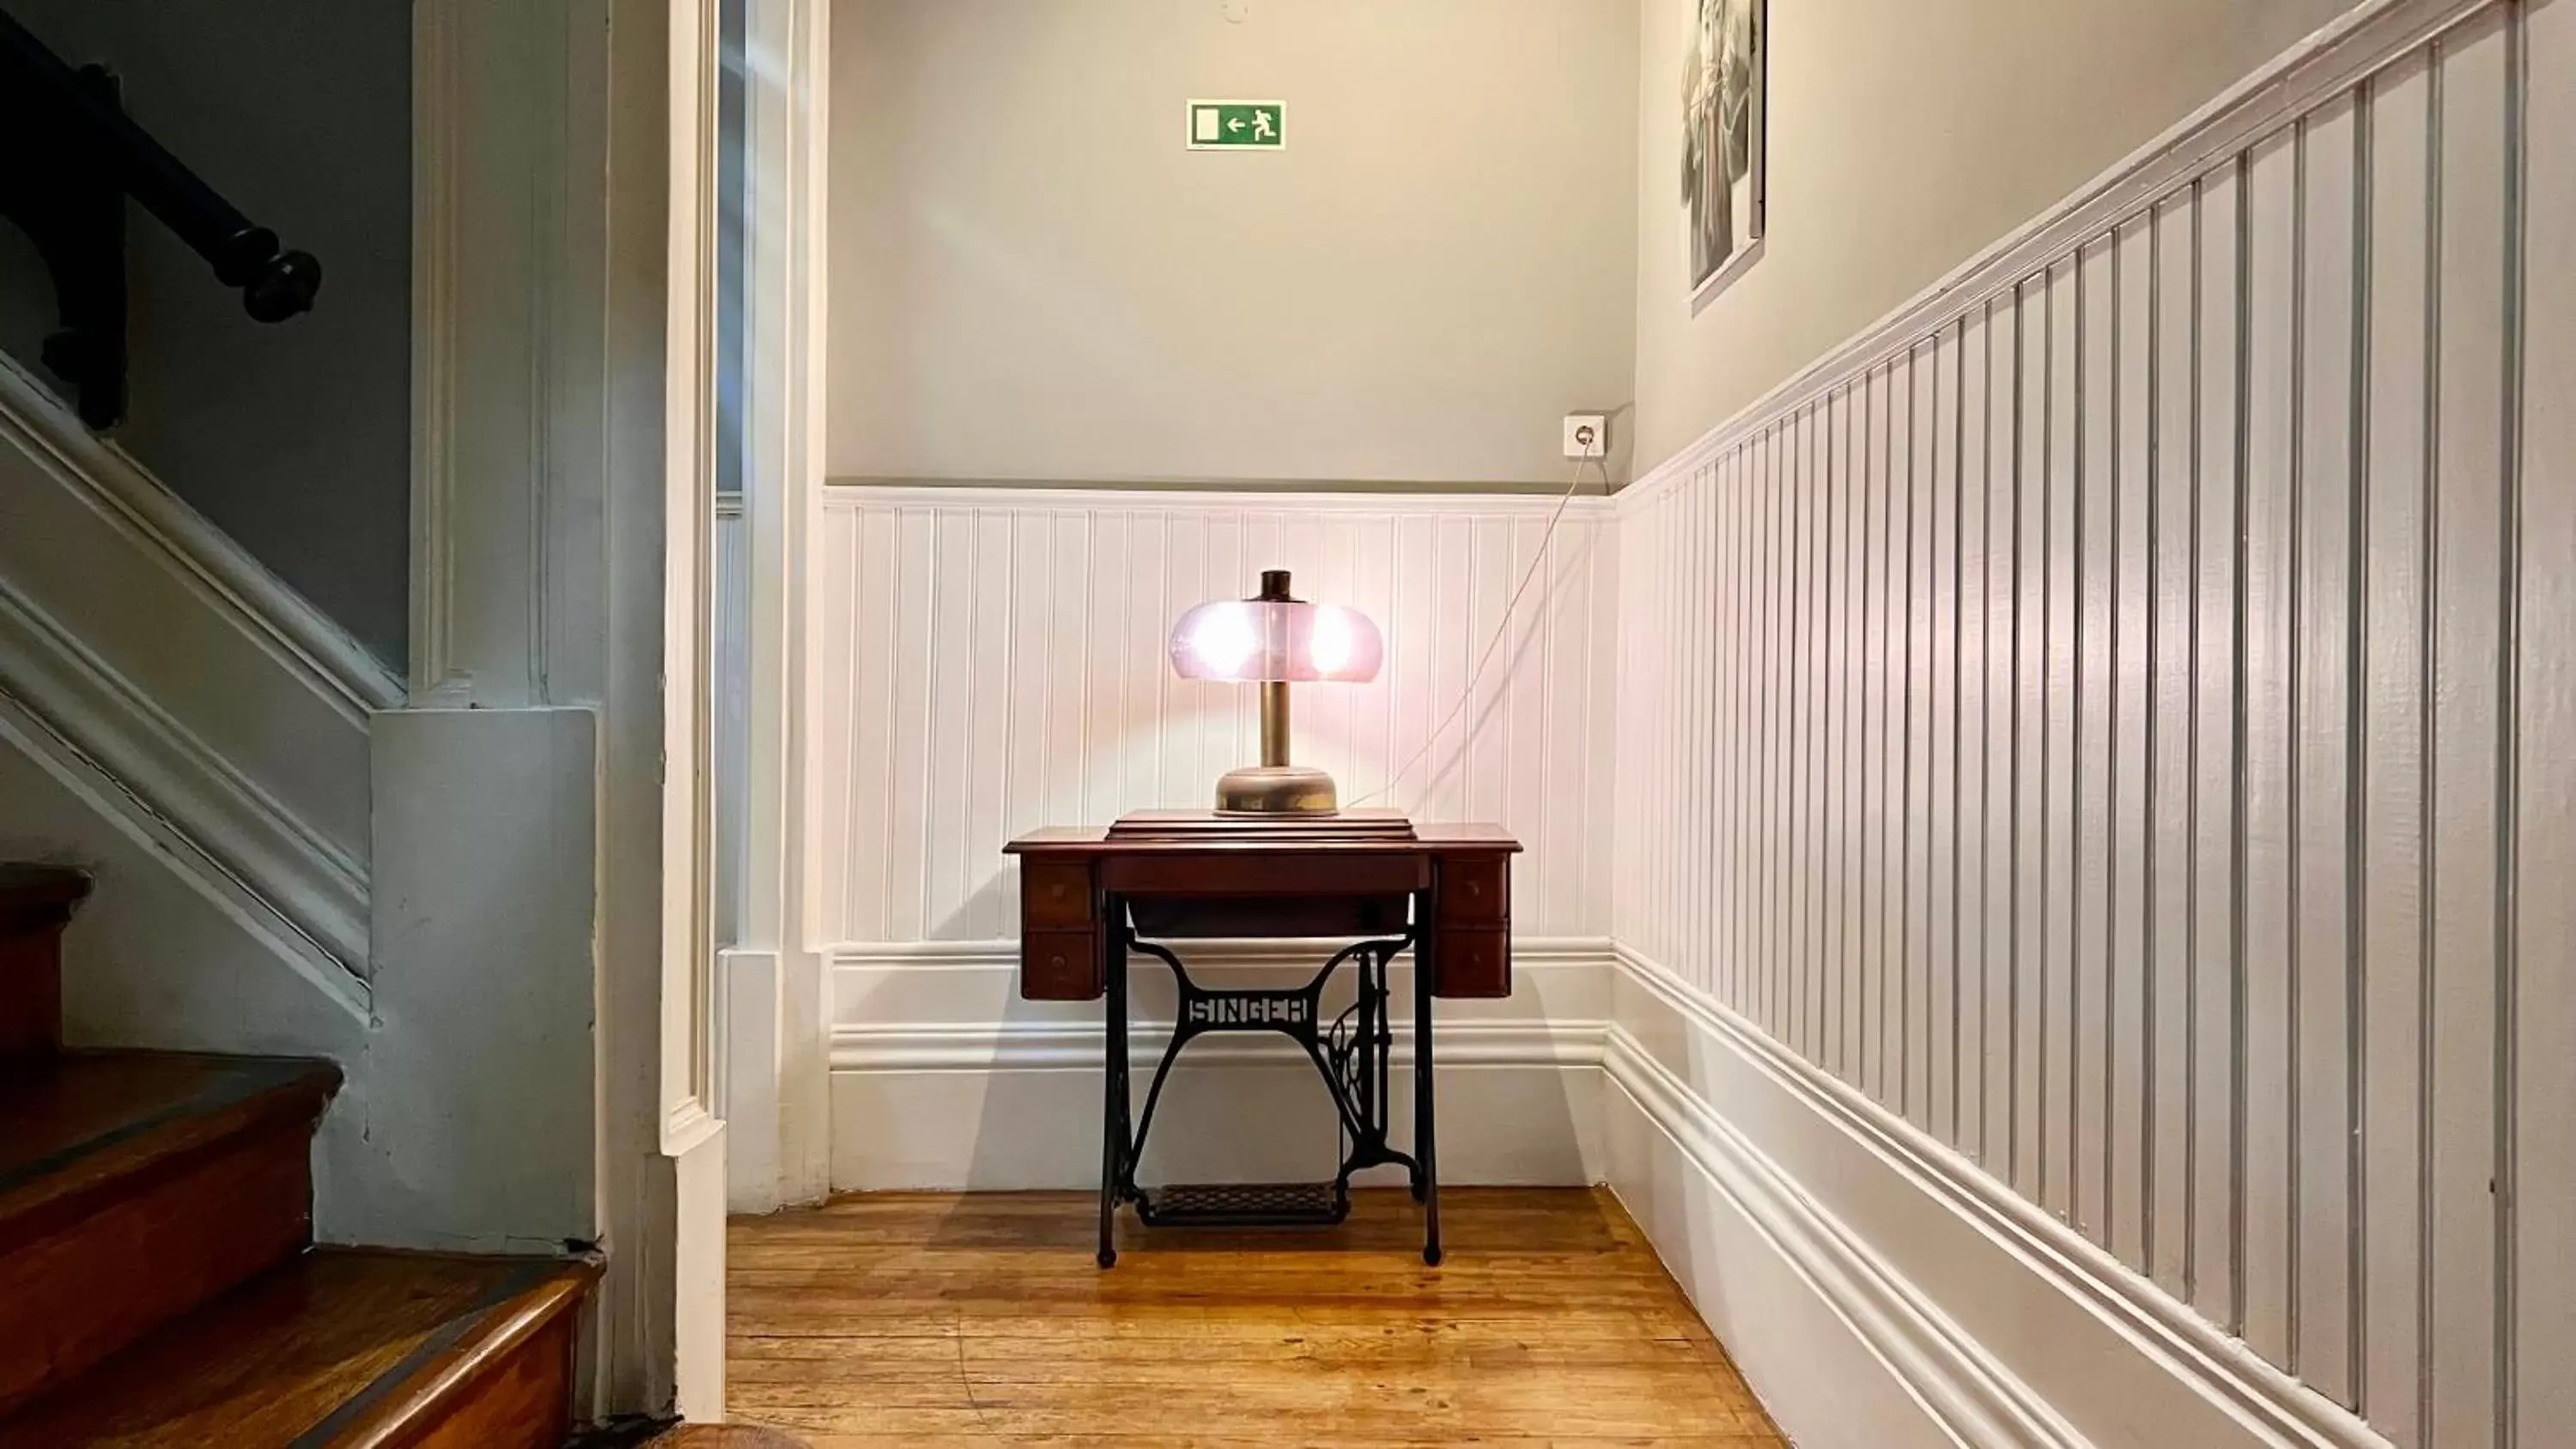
[0,865,598,1446]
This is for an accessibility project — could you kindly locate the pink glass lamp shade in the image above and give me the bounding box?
[1169,579,1383,684]
[1169,570,1381,815]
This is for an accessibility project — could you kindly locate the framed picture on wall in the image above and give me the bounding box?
[1683,0,1765,305]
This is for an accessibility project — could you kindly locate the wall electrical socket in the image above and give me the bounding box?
[1562,413,1609,460]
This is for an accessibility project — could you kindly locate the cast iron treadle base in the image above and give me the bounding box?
[1137,1181,1347,1227]
[1101,928,1437,1264]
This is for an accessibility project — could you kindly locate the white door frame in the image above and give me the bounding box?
[409,0,732,1422]
[719,0,832,1216]
[661,0,729,1422]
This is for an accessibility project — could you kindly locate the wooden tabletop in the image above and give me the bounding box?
[1004,815,1520,998]
[1007,820,1518,854]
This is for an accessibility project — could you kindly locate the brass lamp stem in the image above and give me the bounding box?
[1260,680,1290,767]
[1206,568,1340,816]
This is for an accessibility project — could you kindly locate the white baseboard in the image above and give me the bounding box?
[1601,1070,1964,1448]
[823,938,1610,1192]
[722,947,784,1210]
[828,936,1613,1030]
[722,944,835,1215]
[1607,949,2391,1449]
[832,1052,1602,1193]
[1604,1003,2066,1447]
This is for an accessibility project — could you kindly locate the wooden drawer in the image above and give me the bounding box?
[1021,864,1095,929]
[1430,927,1510,999]
[1436,856,1510,925]
[1127,894,1410,941]
[1103,852,1428,898]
[1020,929,1102,1001]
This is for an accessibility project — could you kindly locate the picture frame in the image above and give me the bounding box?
[1683,0,1767,308]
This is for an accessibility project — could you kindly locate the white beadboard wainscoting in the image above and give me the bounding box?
[809,484,1619,1189]
[1606,0,2569,1444]
[810,484,1617,946]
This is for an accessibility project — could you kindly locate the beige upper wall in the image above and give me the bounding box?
[830,0,1640,487]
[1631,0,2364,475]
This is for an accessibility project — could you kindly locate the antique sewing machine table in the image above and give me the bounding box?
[1004,812,1519,1267]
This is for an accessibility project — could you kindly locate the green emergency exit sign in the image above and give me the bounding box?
[1188,100,1285,149]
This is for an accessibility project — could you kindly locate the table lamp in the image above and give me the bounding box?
[1170,569,1382,815]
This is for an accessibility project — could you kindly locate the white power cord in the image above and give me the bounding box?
[1347,455,1604,811]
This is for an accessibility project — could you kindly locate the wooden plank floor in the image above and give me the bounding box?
[726,1187,1783,1447]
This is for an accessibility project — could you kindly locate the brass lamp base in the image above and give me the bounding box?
[1213,764,1340,816]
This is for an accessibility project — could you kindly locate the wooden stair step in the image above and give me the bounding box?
[1,1247,598,1447]
[0,1051,340,1415]
[0,864,89,1058]
[0,864,92,925]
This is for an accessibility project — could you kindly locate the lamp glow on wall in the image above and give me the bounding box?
[1170,569,1383,815]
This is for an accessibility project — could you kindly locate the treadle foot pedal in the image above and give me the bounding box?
[1135,1181,1347,1227]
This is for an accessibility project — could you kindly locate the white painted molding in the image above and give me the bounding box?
[0,354,406,714]
[1607,1010,2079,1446]
[1623,0,2504,503]
[659,0,723,1161]
[0,585,373,993]
[828,934,1617,973]
[833,1017,1605,1073]
[826,482,1615,518]
[720,0,833,1216]
[665,1098,726,1157]
[0,353,380,994]
[0,681,370,1021]
[1610,947,2392,1449]
[828,937,1615,1034]
[408,0,460,696]
[660,2,729,1425]
[823,936,1613,1192]
[407,0,619,710]
[720,944,784,1209]
[830,1041,1607,1194]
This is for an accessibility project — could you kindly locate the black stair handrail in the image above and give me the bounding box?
[0,6,322,427]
